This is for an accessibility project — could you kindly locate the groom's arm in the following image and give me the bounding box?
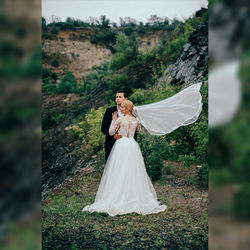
[134,131,138,141]
[101,108,112,136]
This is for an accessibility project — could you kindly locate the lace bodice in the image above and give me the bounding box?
[109,116,141,138]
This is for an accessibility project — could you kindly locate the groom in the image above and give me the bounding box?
[101,90,137,163]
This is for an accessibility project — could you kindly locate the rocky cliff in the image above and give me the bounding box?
[157,12,208,86]
[42,29,163,81]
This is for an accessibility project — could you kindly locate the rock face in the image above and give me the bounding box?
[42,30,164,81]
[42,39,113,81]
[157,16,208,86]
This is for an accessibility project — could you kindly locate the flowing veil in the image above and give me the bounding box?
[134,82,203,135]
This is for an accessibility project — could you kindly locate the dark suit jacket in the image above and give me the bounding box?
[101,106,137,150]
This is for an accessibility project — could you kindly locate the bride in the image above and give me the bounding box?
[82,82,202,216]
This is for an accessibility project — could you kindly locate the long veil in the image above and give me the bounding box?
[134,82,203,135]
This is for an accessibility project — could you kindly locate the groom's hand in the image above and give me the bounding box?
[114,134,122,140]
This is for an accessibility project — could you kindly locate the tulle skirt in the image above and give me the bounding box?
[82,137,167,216]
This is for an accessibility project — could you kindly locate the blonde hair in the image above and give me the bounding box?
[122,100,134,113]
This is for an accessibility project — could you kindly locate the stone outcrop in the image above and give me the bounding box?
[156,14,208,86]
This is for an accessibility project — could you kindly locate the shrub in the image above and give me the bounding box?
[109,33,139,71]
[50,26,60,35]
[69,106,107,156]
[197,164,208,189]
[132,82,208,187]
[52,59,59,67]
[90,29,117,52]
[137,133,164,181]
[83,61,111,94]
[42,110,66,130]
[42,68,57,81]
[56,71,77,93]
[42,77,56,93]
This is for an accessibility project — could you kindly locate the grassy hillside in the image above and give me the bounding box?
[42,162,208,249]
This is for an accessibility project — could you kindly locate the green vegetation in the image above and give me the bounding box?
[42,62,110,95]
[42,8,209,248]
[69,106,107,157]
[42,108,66,130]
[66,81,208,186]
[109,33,139,71]
[42,8,208,186]
[56,71,77,93]
[42,165,208,249]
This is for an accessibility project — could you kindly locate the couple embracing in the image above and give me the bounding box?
[82,83,203,216]
[101,91,138,163]
[82,90,167,216]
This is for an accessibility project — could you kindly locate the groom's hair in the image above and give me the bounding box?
[116,90,127,98]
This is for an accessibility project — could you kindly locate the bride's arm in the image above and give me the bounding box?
[109,118,121,136]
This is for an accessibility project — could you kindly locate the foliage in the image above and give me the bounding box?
[42,109,66,130]
[56,71,77,93]
[69,106,107,156]
[109,33,139,71]
[90,29,117,52]
[83,61,111,94]
[42,77,56,93]
[233,184,250,220]
[137,133,164,181]
[42,67,58,81]
[52,59,59,67]
[106,74,132,102]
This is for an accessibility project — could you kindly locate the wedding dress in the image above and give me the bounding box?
[82,116,167,216]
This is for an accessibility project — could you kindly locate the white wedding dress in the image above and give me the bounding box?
[82,116,167,216]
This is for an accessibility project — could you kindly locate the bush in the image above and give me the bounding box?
[50,26,60,35]
[90,29,117,52]
[42,68,57,81]
[42,110,66,130]
[69,106,107,156]
[52,59,59,67]
[146,150,164,181]
[83,61,111,94]
[137,133,164,181]
[56,71,77,93]
[109,33,139,71]
[42,77,56,93]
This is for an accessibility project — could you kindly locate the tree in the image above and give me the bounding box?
[97,15,110,29]
[147,15,164,26]
[56,71,77,93]
[109,33,139,71]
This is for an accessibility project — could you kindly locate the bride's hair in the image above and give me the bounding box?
[122,100,134,113]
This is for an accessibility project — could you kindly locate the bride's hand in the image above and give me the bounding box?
[112,112,118,121]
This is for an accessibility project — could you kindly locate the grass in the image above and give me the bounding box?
[42,164,208,249]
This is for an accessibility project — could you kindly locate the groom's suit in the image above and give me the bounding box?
[101,106,137,163]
